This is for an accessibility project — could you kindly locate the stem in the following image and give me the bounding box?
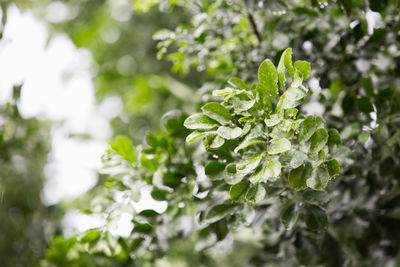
[247,11,262,44]
[243,1,262,44]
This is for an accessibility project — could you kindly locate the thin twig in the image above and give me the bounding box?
[247,11,262,44]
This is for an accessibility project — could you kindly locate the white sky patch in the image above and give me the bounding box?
[0,7,112,206]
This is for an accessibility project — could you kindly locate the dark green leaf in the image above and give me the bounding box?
[288,163,312,191]
[205,161,225,177]
[310,128,328,153]
[305,204,328,231]
[245,184,266,204]
[229,181,250,202]
[205,204,236,224]
[281,203,299,230]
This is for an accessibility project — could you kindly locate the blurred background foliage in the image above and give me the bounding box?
[1,0,400,266]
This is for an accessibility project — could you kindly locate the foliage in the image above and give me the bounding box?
[0,86,54,266]
[2,0,400,266]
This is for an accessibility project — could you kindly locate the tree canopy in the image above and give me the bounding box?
[1,0,400,266]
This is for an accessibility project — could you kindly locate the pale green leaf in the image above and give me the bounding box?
[245,184,266,204]
[224,163,245,184]
[203,133,225,149]
[358,130,371,144]
[258,59,278,99]
[277,48,294,88]
[186,131,205,143]
[184,114,220,130]
[298,115,325,143]
[264,114,282,127]
[228,77,248,90]
[306,166,329,191]
[236,153,264,175]
[109,136,136,162]
[201,102,232,125]
[233,98,255,112]
[269,138,291,155]
[294,60,311,80]
[234,136,265,153]
[217,126,242,139]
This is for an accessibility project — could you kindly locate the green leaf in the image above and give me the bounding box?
[234,136,265,153]
[109,136,136,162]
[201,102,232,125]
[258,59,279,99]
[229,181,250,202]
[357,96,374,113]
[205,161,225,175]
[277,48,294,88]
[151,189,169,201]
[281,203,299,230]
[294,60,311,80]
[327,129,342,151]
[324,159,340,178]
[203,133,225,149]
[224,163,245,184]
[186,131,205,143]
[184,113,220,130]
[236,153,264,175]
[288,163,312,191]
[233,98,255,112]
[228,77,248,90]
[310,128,328,153]
[245,184,266,204]
[140,154,158,172]
[81,229,102,244]
[265,160,282,181]
[205,204,236,224]
[341,122,361,139]
[306,166,329,191]
[358,130,371,144]
[132,219,153,233]
[153,29,175,41]
[133,0,162,12]
[280,150,307,169]
[217,126,242,139]
[305,204,328,231]
[276,83,308,112]
[265,114,282,127]
[251,83,273,110]
[361,76,374,97]
[269,138,291,154]
[298,116,325,143]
